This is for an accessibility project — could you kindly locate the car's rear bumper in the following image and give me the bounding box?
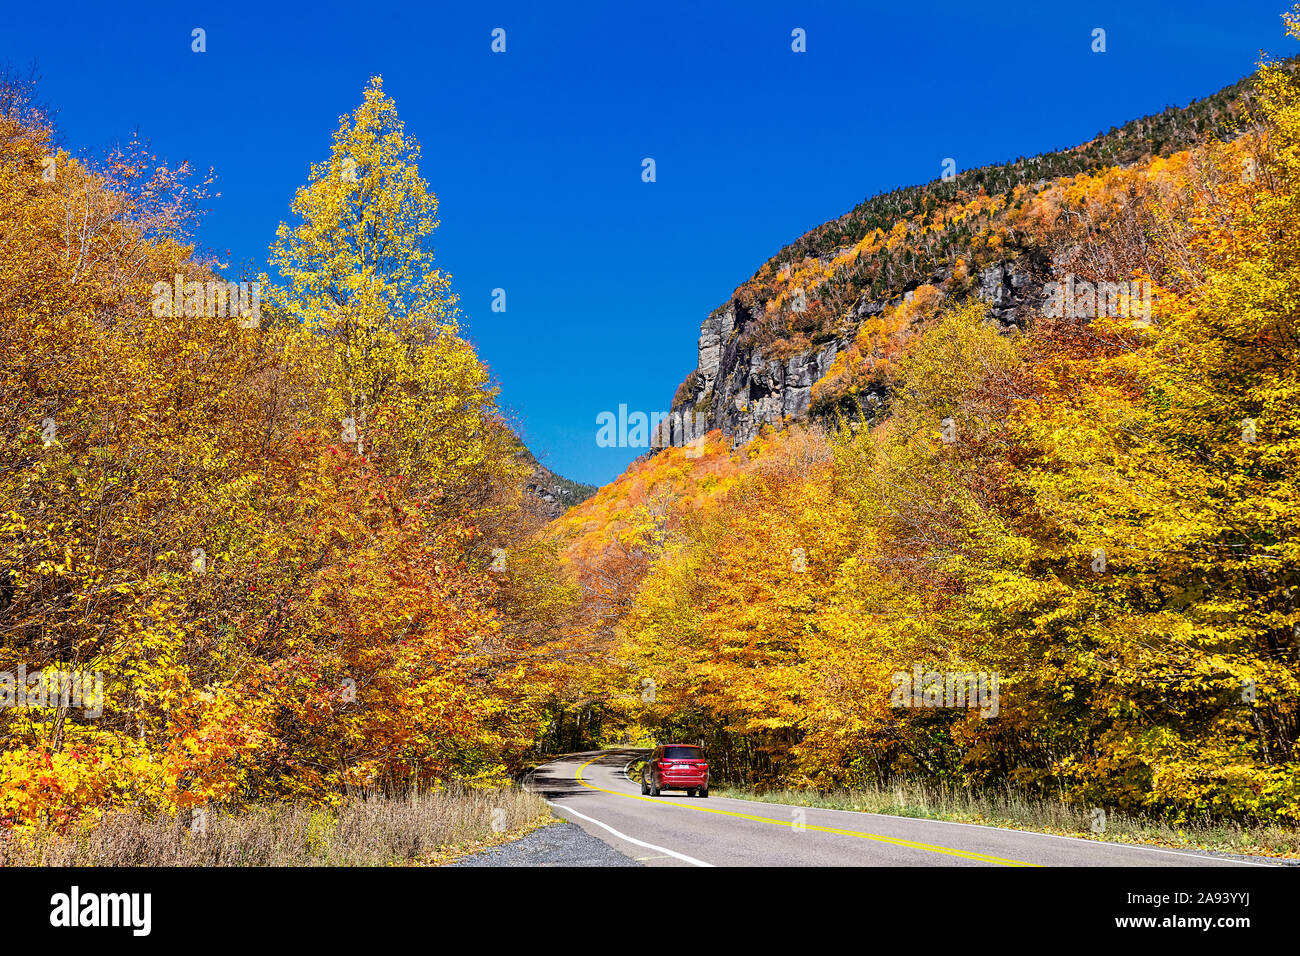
[659,775,709,788]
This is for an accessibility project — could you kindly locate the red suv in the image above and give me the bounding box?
[641,744,710,797]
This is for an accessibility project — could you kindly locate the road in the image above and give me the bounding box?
[527,749,1281,867]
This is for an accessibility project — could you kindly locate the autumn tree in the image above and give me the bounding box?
[266,76,519,519]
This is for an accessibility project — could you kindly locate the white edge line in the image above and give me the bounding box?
[546,800,714,868]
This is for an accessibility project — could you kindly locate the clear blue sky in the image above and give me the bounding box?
[4,1,1295,485]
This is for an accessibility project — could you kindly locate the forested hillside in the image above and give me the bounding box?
[557,36,1300,823]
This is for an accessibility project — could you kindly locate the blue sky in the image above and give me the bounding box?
[4,1,1295,485]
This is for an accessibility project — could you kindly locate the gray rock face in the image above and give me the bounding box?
[852,296,885,320]
[523,464,596,519]
[660,257,1046,452]
[696,306,734,383]
[664,295,843,447]
[977,260,1041,324]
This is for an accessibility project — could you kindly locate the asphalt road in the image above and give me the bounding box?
[528,749,1283,867]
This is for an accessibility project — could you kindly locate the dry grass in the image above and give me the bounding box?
[0,785,549,866]
[718,781,1300,860]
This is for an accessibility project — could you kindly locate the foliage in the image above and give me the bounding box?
[0,76,572,829]
[578,29,1300,823]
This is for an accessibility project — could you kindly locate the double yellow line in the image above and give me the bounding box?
[576,757,1038,867]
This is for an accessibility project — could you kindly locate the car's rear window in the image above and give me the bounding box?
[663,746,703,760]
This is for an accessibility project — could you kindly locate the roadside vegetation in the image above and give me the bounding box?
[716,784,1300,860]
[0,786,549,866]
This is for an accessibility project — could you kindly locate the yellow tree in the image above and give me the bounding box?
[267,76,517,511]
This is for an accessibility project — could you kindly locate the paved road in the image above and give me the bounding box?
[528,749,1282,867]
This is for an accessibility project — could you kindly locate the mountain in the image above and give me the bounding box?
[517,444,597,517]
[652,63,1282,451]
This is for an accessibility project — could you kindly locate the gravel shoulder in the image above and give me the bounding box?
[447,820,642,867]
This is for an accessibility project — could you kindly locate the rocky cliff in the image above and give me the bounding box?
[654,66,1261,449]
[661,257,1045,447]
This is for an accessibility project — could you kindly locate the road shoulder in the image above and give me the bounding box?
[445,820,644,867]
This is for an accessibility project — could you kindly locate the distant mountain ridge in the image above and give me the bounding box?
[517,444,596,517]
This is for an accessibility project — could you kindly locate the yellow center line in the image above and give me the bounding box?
[575,757,1039,867]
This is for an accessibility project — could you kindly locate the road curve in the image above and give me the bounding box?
[527,749,1280,867]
